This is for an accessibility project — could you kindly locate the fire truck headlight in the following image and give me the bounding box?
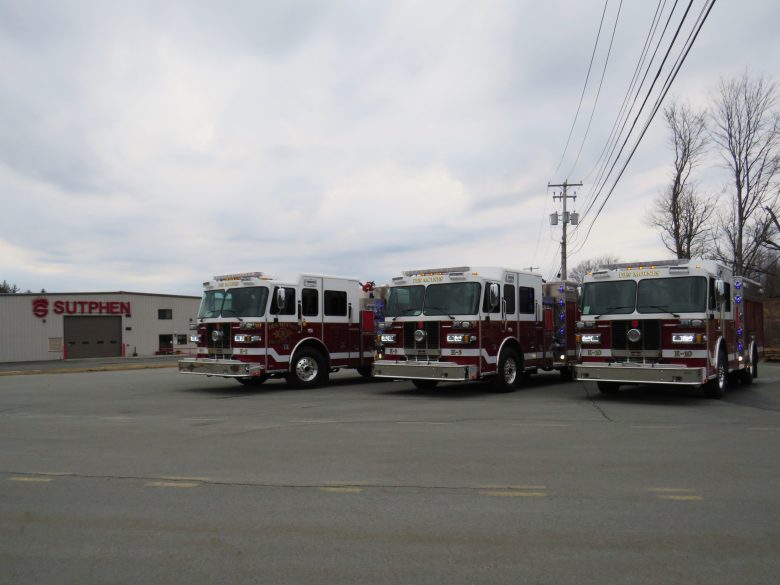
[446,333,476,343]
[189,334,201,343]
[380,333,396,343]
[580,334,601,344]
[691,319,704,327]
[672,334,695,343]
[234,334,258,343]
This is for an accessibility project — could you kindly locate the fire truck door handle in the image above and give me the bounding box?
[348,303,353,321]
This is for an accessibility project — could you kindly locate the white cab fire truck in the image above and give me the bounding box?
[371,266,579,391]
[178,272,377,387]
[574,259,764,398]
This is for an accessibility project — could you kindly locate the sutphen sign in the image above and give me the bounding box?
[32,298,131,319]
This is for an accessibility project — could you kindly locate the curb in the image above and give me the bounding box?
[0,363,179,377]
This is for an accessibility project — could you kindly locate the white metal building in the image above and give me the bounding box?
[0,292,201,362]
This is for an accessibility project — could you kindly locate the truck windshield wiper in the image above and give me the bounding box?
[424,306,455,319]
[592,305,634,320]
[638,305,680,319]
[391,308,422,321]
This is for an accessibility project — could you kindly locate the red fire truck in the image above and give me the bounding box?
[574,259,764,398]
[178,272,377,387]
[371,266,579,391]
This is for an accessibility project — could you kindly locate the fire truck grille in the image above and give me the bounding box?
[611,320,661,351]
[205,323,233,358]
[404,322,440,351]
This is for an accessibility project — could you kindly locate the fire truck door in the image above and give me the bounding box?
[269,285,298,364]
[323,278,354,361]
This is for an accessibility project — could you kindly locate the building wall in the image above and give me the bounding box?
[0,292,200,362]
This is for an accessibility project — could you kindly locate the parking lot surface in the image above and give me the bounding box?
[1,364,779,584]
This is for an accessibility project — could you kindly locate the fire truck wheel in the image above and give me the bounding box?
[751,345,759,379]
[356,366,373,378]
[412,379,439,390]
[596,381,620,395]
[492,349,521,392]
[703,348,728,399]
[287,348,328,388]
[559,366,574,382]
[237,375,269,387]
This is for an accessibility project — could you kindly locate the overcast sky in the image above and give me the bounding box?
[1,0,778,295]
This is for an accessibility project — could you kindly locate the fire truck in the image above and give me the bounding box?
[574,259,764,398]
[371,266,579,391]
[178,272,377,387]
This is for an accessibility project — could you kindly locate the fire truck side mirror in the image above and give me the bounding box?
[489,283,500,311]
[276,287,286,311]
[715,279,726,301]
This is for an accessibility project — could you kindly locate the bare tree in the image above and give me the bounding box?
[568,254,621,283]
[710,70,780,277]
[646,102,715,258]
[0,280,21,294]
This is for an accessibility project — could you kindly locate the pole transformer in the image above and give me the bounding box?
[548,180,582,280]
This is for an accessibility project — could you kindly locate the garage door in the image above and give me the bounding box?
[64,316,122,359]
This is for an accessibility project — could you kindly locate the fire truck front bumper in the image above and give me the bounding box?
[178,358,264,378]
[575,362,707,386]
[372,360,477,382]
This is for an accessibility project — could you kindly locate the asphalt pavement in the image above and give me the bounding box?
[0,364,778,584]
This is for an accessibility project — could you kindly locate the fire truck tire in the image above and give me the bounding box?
[751,345,759,379]
[287,348,328,388]
[703,348,728,399]
[237,375,269,387]
[596,381,620,394]
[412,379,439,390]
[356,366,373,378]
[492,349,521,392]
[559,366,574,382]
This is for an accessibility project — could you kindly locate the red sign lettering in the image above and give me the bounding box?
[33,298,132,318]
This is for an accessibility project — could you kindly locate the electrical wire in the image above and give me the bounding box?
[566,0,624,179]
[569,0,716,256]
[549,0,611,179]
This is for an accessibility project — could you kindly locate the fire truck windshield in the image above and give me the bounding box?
[581,281,636,316]
[385,285,424,317]
[637,276,706,314]
[423,282,481,316]
[198,287,269,319]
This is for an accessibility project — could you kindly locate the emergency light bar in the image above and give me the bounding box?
[403,266,471,277]
[213,272,264,281]
[602,259,689,270]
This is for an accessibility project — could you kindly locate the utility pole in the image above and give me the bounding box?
[548,180,582,280]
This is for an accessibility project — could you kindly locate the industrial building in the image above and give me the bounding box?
[0,292,200,362]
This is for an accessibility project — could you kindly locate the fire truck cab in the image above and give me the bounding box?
[574,259,764,398]
[178,272,376,387]
[372,266,575,391]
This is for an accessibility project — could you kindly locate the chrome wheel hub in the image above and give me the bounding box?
[296,356,318,382]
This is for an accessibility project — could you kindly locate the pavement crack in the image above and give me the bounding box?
[580,382,614,422]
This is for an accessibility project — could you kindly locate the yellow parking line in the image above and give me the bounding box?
[658,495,703,501]
[145,481,200,488]
[9,476,53,483]
[159,476,210,482]
[319,487,363,494]
[480,484,546,490]
[479,490,546,497]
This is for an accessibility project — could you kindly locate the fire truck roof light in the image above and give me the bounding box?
[214,272,264,281]
[403,266,471,276]
[669,266,690,274]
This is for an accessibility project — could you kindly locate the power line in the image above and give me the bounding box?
[570,0,717,256]
[566,0,624,179]
[549,0,611,179]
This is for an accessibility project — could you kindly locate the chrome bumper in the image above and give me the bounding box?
[575,362,707,386]
[372,360,476,381]
[178,358,264,378]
